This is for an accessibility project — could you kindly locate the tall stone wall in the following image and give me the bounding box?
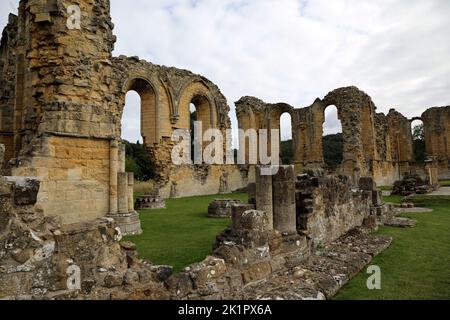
[0,0,244,226]
[422,106,450,179]
[236,87,448,186]
[0,14,17,165]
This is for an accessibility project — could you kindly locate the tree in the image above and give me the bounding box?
[413,124,424,141]
[124,140,155,181]
[412,124,426,162]
[280,140,293,165]
[279,134,343,169]
[323,133,343,170]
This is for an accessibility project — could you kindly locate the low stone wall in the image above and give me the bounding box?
[0,166,394,300]
[158,165,248,199]
[0,176,166,300]
[296,173,371,246]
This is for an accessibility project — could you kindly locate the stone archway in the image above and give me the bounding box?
[122,78,159,146]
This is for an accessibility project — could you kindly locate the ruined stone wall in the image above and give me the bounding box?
[296,173,371,246]
[422,106,450,179]
[0,14,17,165]
[0,0,244,227]
[235,87,449,186]
[237,87,380,183]
[158,165,248,199]
[110,56,246,196]
[0,0,120,224]
[235,97,296,183]
[12,136,110,224]
[0,175,169,300]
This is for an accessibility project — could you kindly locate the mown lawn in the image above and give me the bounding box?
[440,180,450,187]
[125,193,247,272]
[335,195,450,300]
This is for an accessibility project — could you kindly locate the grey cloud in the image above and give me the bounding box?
[1,0,449,143]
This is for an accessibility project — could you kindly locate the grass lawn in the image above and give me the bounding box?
[335,195,450,300]
[379,185,394,191]
[125,193,247,272]
[440,180,450,187]
[382,194,403,204]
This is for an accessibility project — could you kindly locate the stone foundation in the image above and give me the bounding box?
[135,194,166,210]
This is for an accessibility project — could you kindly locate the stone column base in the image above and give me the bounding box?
[108,211,142,236]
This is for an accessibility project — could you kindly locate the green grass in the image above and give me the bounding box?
[335,195,450,300]
[440,180,450,187]
[125,193,247,272]
[382,195,403,204]
[379,185,394,191]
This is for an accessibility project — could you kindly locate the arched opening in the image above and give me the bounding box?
[411,118,425,163]
[190,103,197,163]
[190,95,212,132]
[323,105,343,173]
[122,78,157,181]
[123,78,157,146]
[280,112,293,164]
[122,91,142,144]
[188,95,213,164]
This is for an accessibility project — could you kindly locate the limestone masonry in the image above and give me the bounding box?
[0,0,448,300]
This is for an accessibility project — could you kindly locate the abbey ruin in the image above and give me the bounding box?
[0,0,448,300]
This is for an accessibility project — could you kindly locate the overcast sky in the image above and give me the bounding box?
[1,0,449,142]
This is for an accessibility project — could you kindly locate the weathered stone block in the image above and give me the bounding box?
[208,199,244,218]
[241,261,272,284]
[231,203,255,232]
[7,177,40,206]
[240,210,270,232]
[272,166,296,235]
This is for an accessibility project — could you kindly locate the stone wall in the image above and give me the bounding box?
[0,163,392,300]
[0,0,243,227]
[236,87,449,186]
[0,175,169,300]
[296,173,371,246]
[422,106,450,179]
[11,136,110,224]
[158,165,248,199]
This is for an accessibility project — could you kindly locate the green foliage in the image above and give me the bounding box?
[412,124,426,162]
[335,195,450,300]
[190,110,197,162]
[280,140,293,165]
[124,140,155,181]
[412,124,424,141]
[125,193,248,272]
[280,134,343,168]
[323,133,343,170]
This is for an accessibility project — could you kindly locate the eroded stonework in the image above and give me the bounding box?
[236,87,450,186]
[0,0,246,226]
[0,0,445,301]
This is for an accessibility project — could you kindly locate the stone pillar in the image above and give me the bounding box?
[118,173,129,214]
[255,166,273,230]
[109,140,118,214]
[272,165,296,235]
[118,142,126,173]
[128,172,135,212]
